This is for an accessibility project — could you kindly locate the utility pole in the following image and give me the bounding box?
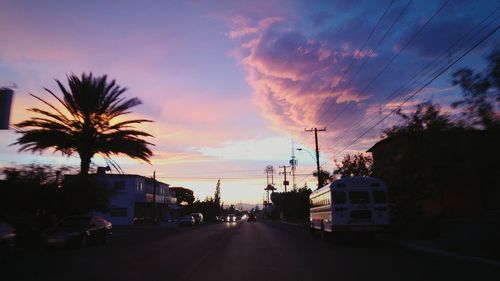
[305,127,326,189]
[153,171,157,224]
[264,165,275,216]
[290,138,298,191]
[279,165,291,219]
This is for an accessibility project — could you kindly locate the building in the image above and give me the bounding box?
[92,172,177,225]
[169,187,195,206]
[367,130,500,217]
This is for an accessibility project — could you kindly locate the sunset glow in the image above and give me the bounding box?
[1,0,499,205]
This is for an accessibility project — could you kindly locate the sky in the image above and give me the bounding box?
[1,0,499,205]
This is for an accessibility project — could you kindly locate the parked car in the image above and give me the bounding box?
[226,214,237,222]
[247,214,257,222]
[179,215,195,226]
[41,215,112,248]
[191,213,204,224]
[0,220,16,261]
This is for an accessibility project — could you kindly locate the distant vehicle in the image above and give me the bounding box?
[247,214,257,222]
[309,176,390,236]
[0,220,16,261]
[191,213,204,224]
[179,215,195,226]
[226,214,236,222]
[41,216,112,248]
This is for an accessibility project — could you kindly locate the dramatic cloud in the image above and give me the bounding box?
[227,0,500,157]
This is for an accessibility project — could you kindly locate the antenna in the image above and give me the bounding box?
[289,138,298,190]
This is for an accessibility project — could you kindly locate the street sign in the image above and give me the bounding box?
[0,88,13,130]
[283,180,289,186]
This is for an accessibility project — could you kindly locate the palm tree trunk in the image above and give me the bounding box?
[80,154,92,175]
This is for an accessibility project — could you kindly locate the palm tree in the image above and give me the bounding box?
[14,73,153,174]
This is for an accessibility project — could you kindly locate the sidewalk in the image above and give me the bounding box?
[279,219,500,267]
[397,239,500,267]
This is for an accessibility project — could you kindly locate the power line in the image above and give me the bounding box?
[329,9,500,150]
[323,0,451,128]
[332,23,500,159]
[315,0,396,120]
[317,0,414,125]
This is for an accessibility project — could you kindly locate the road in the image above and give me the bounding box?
[2,220,499,281]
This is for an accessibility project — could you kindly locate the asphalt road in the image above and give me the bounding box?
[2,220,499,281]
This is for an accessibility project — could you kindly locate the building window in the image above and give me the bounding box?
[136,181,144,192]
[114,181,125,190]
[110,208,127,217]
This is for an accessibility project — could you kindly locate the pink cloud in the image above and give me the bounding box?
[228,17,373,145]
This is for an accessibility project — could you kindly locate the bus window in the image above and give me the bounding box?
[373,191,387,203]
[332,191,346,204]
[349,191,370,204]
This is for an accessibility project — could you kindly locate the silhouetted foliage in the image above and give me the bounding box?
[284,187,312,223]
[184,197,221,222]
[451,50,500,129]
[13,73,154,175]
[383,101,457,137]
[0,164,110,244]
[333,153,373,178]
[214,179,221,206]
[170,187,195,206]
[312,169,333,188]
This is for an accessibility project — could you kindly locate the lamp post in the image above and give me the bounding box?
[296,148,315,162]
[297,148,322,188]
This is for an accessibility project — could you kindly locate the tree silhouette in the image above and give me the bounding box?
[383,101,455,137]
[14,73,153,174]
[333,153,373,178]
[452,50,500,129]
[312,169,333,188]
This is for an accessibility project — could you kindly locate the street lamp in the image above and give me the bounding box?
[296,148,315,162]
[297,147,322,189]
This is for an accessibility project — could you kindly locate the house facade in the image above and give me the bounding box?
[367,130,500,217]
[93,173,177,225]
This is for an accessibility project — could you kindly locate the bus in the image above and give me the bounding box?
[309,176,389,236]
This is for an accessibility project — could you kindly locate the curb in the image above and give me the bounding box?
[278,220,500,267]
[280,220,306,227]
[397,241,500,267]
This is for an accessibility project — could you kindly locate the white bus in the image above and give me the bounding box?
[309,176,389,235]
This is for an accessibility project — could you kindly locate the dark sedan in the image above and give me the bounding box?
[247,214,257,222]
[0,220,16,261]
[42,215,112,248]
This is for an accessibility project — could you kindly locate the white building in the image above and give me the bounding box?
[93,172,177,225]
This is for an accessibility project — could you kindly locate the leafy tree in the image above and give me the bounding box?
[452,50,500,129]
[214,179,221,206]
[14,73,154,175]
[333,153,373,178]
[312,169,333,188]
[383,101,455,137]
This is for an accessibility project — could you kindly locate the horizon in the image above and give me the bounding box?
[1,0,499,205]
